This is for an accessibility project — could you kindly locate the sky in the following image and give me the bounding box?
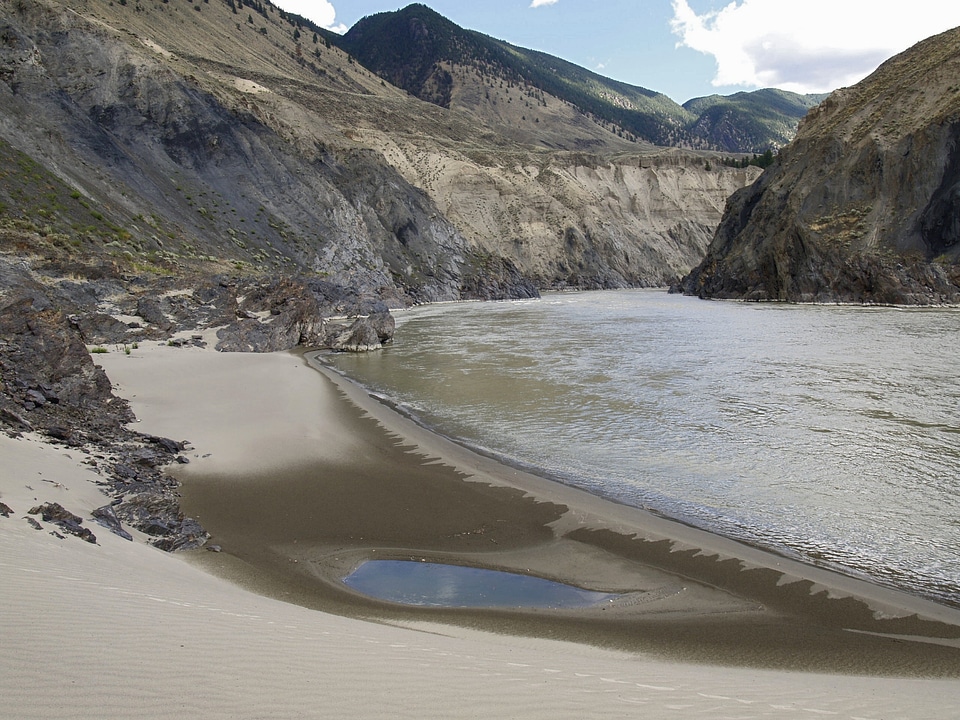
[272,0,960,103]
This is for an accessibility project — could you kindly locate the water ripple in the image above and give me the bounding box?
[332,291,960,607]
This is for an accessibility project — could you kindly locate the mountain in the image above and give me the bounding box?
[0,0,760,307]
[335,4,816,153]
[337,3,691,150]
[680,26,960,304]
[683,89,828,154]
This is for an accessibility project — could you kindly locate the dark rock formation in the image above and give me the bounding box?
[215,276,326,352]
[331,316,384,352]
[28,502,97,544]
[681,28,960,304]
[0,261,208,550]
[210,276,403,353]
[92,504,134,541]
[142,434,186,455]
[0,285,130,438]
[115,493,206,551]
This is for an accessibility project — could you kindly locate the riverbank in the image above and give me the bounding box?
[3,339,960,717]
[96,340,960,669]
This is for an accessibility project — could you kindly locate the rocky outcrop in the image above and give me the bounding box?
[681,28,960,304]
[91,503,133,541]
[329,311,396,352]
[28,502,97,544]
[216,276,325,352]
[0,284,128,438]
[115,493,207,552]
[0,260,207,551]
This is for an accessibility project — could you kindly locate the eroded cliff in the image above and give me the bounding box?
[681,27,960,304]
[0,0,754,301]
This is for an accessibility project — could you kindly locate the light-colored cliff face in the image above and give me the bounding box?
[683,27,960,304]
[371,135,759,287]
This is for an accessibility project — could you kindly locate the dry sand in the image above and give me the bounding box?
[3,339,960,718]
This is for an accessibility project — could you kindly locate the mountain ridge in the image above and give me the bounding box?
[333,3,823,153]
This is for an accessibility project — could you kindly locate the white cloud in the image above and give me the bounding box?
[530,0,559,8]
[670,0,960,93]
[274,0,348,34]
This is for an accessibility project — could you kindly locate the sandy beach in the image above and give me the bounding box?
[3,338,960,718]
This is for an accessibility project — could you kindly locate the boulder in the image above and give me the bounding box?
[92,504,133,541]
[367,310,396,343]
[331,316,382,352]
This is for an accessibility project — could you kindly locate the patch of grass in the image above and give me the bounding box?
[130,259,175,276]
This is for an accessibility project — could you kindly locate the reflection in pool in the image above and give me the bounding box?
[343,560,618,609]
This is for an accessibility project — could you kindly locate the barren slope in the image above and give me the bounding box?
[682,27,960,303]
[1,0,755,297]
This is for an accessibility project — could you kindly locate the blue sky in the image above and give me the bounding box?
[274,0,960,104]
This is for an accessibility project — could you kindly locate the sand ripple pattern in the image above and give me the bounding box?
[2,524,957,719]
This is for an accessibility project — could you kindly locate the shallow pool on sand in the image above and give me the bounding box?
[344,560,618,609]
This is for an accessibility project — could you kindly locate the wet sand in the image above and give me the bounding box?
[148,348,960,676]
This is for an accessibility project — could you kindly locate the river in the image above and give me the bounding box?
[327,290,960,607]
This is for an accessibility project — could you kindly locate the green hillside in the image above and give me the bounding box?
[331,4,822,152]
